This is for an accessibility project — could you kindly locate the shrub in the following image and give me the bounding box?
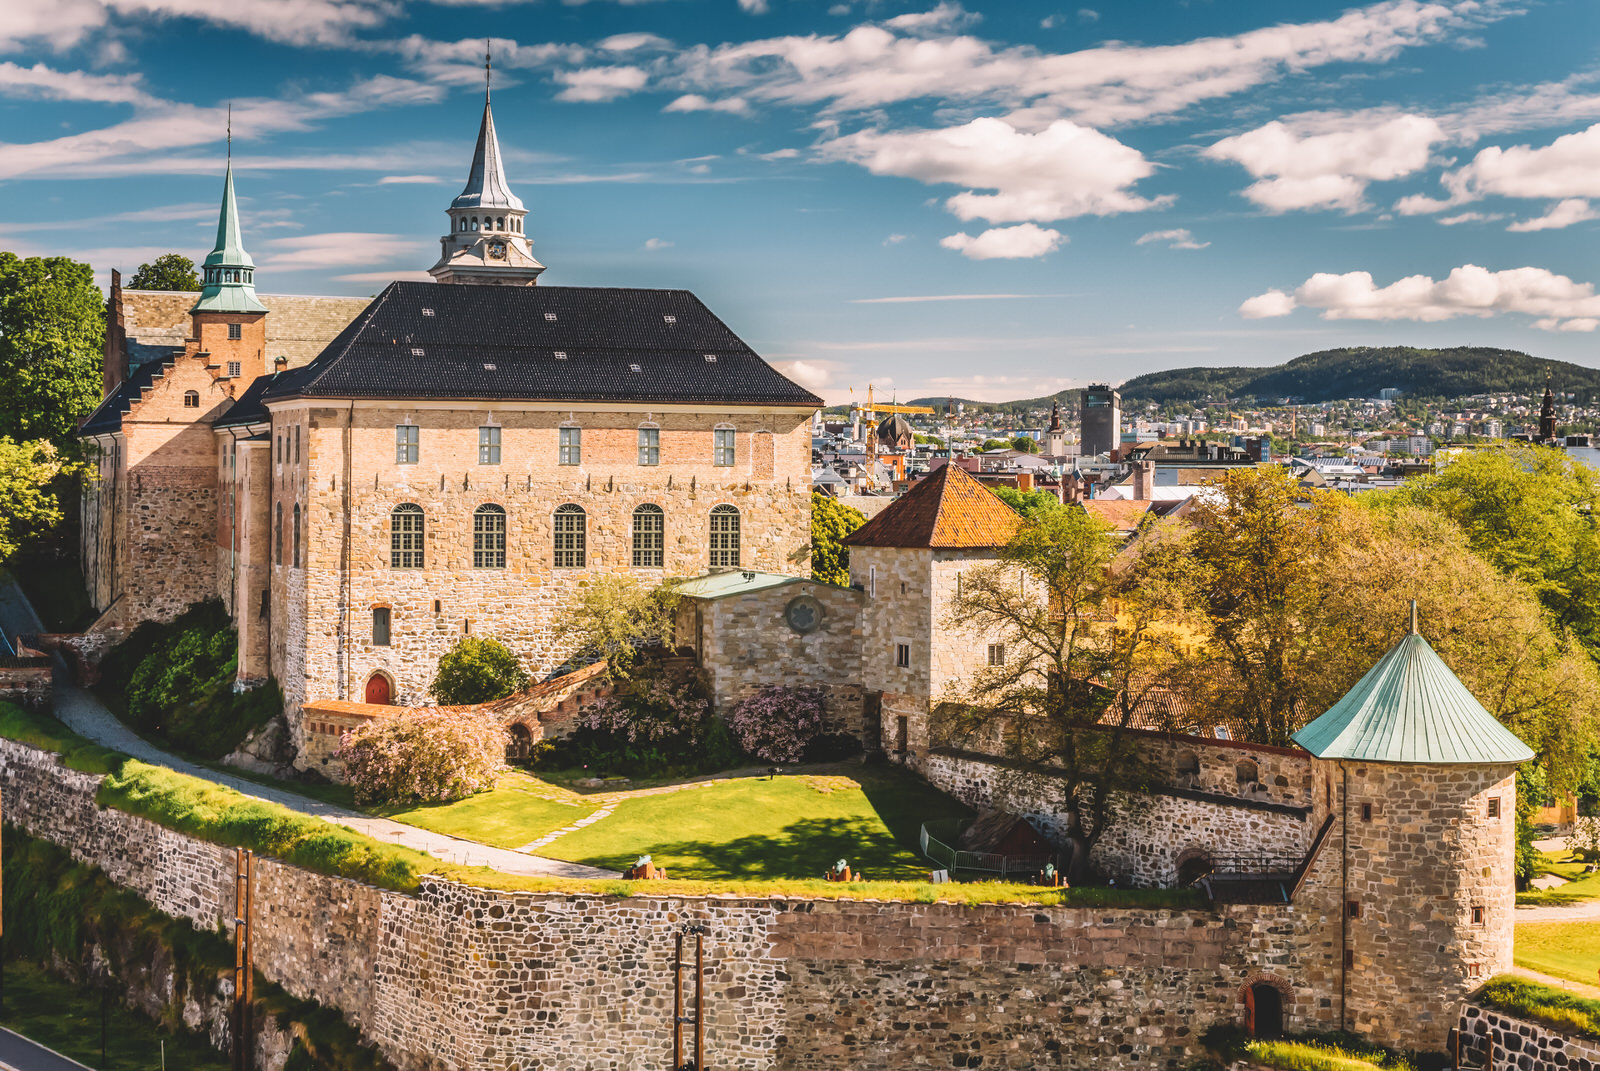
[429,636,529,704]
[547,663,736,777]
[726,685,832,764]
[1480,975,1600,1038]
[337,710,508,805]
[1245,1040,1410,1071]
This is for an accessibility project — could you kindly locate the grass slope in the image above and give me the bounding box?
[378,772,599,850]
[542,768,973,881]
[1515,922,1600,989]
[1518,848,1600,907]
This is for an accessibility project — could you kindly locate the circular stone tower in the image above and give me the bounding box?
[1293,605,1533,1054]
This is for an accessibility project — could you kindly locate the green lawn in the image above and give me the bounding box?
[1516,922,1600,989]
[0,959,229,1070]
[376,771,601,849]
[541,766,974,881]
[1519,849,1600,907]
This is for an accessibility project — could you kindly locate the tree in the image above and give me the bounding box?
[810,492,866,585]
[990,485,1064,519]
[127,254,200,292]
[555,575,683,678]
[727,685,831,763]
[1011,436,1041,453]
[942,507,1195,878]
[429,637,529,704]
[0,438,63,564]
[980,438,1012,451]
[338,710,508,804]
[0,253,104,446]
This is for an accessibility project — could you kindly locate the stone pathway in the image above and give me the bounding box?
[0,575,616,881]
[1510,966,1600,1000]
[1516,899,1600,922]
[516,802,619,852]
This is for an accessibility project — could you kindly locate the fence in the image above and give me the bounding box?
[919,819,1057,882]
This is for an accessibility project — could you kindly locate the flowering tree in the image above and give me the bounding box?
[726,686,831,763]
[559,665,739,775]
[337,710,508,804]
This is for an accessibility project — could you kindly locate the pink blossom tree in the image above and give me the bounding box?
[337,710,508,804]
[726,686,830,763]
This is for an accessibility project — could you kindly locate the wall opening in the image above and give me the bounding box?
[507,723,534,763]
[1176,849,1213,887]
[364,673,392,706]
[1246,983,1283,1039]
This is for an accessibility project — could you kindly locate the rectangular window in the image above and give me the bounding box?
[987,644,1005,667]
[1487,797,1501,819]
[895,643,910,668]
[1343,949,1354,969]
[714,427,736,467]
[228,323,242,340]
[294,425,301,465]
[632,507,664,568]
[559,426,581,466]
[1471,906,1485,925]
[1361,803,1373,822]
[396,424,418,465]
[227,360,241,378]
[372,608,391,646]
[473,507,506,569]
[638,427,660,466]
[390,508,424,569]
[479,426,501,465]
[1346,900,1361,920]
[869,566,876,598]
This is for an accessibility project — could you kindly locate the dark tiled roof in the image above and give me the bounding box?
[214,371,289,429]
[79,355,175,435]
[844,463,1023,549]
[261,282,821,407]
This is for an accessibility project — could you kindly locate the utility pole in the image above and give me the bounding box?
[232,848,254,1071]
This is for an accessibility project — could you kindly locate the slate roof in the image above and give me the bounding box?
[80,355,175,436]
[1292,623,1535,765]
[214,370,289,429]
[844,463,1023,549]
[260,282,821,407]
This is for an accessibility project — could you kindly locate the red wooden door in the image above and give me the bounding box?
[1243,985,1256,1036]
[364,674,391,705]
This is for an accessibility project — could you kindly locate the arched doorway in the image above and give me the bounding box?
[506,723,534,763]
[1176,849,1214,887]
[364,673,392,706]
[1245,982,1284,1039]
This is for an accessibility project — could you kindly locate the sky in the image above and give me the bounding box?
[5,0,1600,403]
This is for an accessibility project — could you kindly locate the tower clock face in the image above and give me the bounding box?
[487,239,507,260]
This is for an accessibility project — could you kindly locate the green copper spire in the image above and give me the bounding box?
[192,137,266,314]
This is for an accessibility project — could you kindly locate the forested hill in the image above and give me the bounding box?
[897,347,1600,414]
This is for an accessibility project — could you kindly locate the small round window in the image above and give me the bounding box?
[784,595,824,635]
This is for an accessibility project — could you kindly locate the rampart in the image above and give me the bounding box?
[1457,1002,1600,1071]
[0,735,1355,1070]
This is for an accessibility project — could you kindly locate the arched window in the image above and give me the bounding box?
[183,390,199,408]
[292,504,301,568]
[553,504,586,569]
[391,503,424,569]
[274,502,283,566]
[474,504,506,569]
[1236,759,1259,787]
[632,504,664,568]
[709,505,740,567]
[496,216,505,231]
[471,217,479,231]
[459,218,467,232]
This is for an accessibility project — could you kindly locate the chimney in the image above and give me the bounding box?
[274,355,289,373]
[1133,460,1153,501]
[104,268,128,396]
[1016,471,1033,492]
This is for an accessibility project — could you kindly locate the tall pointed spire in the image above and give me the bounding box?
[193,123,266,314]
[451,50,523,213]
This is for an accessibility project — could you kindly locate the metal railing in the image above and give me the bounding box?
[919,819,1057,881]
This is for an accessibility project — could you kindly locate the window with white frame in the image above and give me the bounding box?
[632,504,664,568]
[553,504,587,568]
[559,426,581,466]
[473,504,506,569]
[390,504,424,568]
[709,505,740,567]
[713,426,736,467]
[479,425,501,465]
[227,361,241,378]
[638,426,660,466]
[228,323,242,340]
[395,424,418,465]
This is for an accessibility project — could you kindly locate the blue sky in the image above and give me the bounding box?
[5,0,1600,402]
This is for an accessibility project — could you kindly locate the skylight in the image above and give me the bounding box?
[421,308,435,317]
[554,351,567,359]
[663,314,677,324]
[704,354,717,363]
[544,312,558,322]
[483,363,497,371]
[411,347,425,357]
[630,363,641,372]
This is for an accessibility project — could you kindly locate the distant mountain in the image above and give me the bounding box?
[893,347,1600,414]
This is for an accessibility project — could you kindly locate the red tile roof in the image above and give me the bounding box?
[844,463,1023,548]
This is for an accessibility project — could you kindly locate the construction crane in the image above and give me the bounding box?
[848,384,935,422]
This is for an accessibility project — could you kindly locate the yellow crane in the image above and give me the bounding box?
[849,384,935,421]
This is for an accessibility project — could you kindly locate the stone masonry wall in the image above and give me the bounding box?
[0,735,1379,1071]
[0,658,52,711]
[1457,1003,1600,1071]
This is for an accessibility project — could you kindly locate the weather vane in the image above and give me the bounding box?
[485,40,492,100]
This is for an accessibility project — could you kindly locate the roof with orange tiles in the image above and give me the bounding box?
[1077,499,1152,535]
[843,462,1023,549]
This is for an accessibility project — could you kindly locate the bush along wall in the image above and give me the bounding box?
[1,827,393,1071]
[95,599,281,760]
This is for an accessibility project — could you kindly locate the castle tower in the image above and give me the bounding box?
[1293,605,1533,1052]
[429,51,545,286]
[191,152,268,384]
[1045,398,1067,456]
[1540,372,1557,442]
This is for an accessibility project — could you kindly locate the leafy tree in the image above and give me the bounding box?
[338,710,507,804]
[0,253,104,446]
[1011,436,1041,453]
[990,485,1064,519]
[429,636,529,704]
[560,663,740,776]
[810,492,866,585]
[555,575,683,678]
[980,438,1012,451]
[0,438,63,564]
[942,507,1195,878]
[127,254,200,292]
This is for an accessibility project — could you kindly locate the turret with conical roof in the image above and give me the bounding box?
[193,157,266,314]
[429,50,545,286]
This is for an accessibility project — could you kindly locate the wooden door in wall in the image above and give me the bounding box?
[365,674,391,705]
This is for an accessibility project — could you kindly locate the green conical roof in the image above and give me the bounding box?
[1293,624,1534,765]
[192,159,266,314]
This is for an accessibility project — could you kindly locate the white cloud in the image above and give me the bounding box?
[1204,113,1446,212]
[377,174,445,184]
[1507,198,1598,232]
[1239,264,1600,331]
[738,0,770,12]
[769,359,833,393]
[1398,121,1600,214]
[1077,7,1098,21]
[1136,228,1209,249]
[553,65,649,102]
[1437,211,1501,225]
[757,147,800,160]
[599,32,671,52]
[258,232,426,271]
[1040,15,1060,29]
[822,117,1170,225]
[940,223,1064,260]
[0,0,391,53]
[643,237,674,250]
[884,3,979,35]
[332,270,436,284]
[663,93,751,115]
[882,233,908,245]
[0,62,156,105]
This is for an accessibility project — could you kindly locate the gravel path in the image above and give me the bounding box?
[0,574,615,881]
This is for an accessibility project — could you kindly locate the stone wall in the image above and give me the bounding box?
[0,654,52,711]
[1457,1003,1600,1071]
